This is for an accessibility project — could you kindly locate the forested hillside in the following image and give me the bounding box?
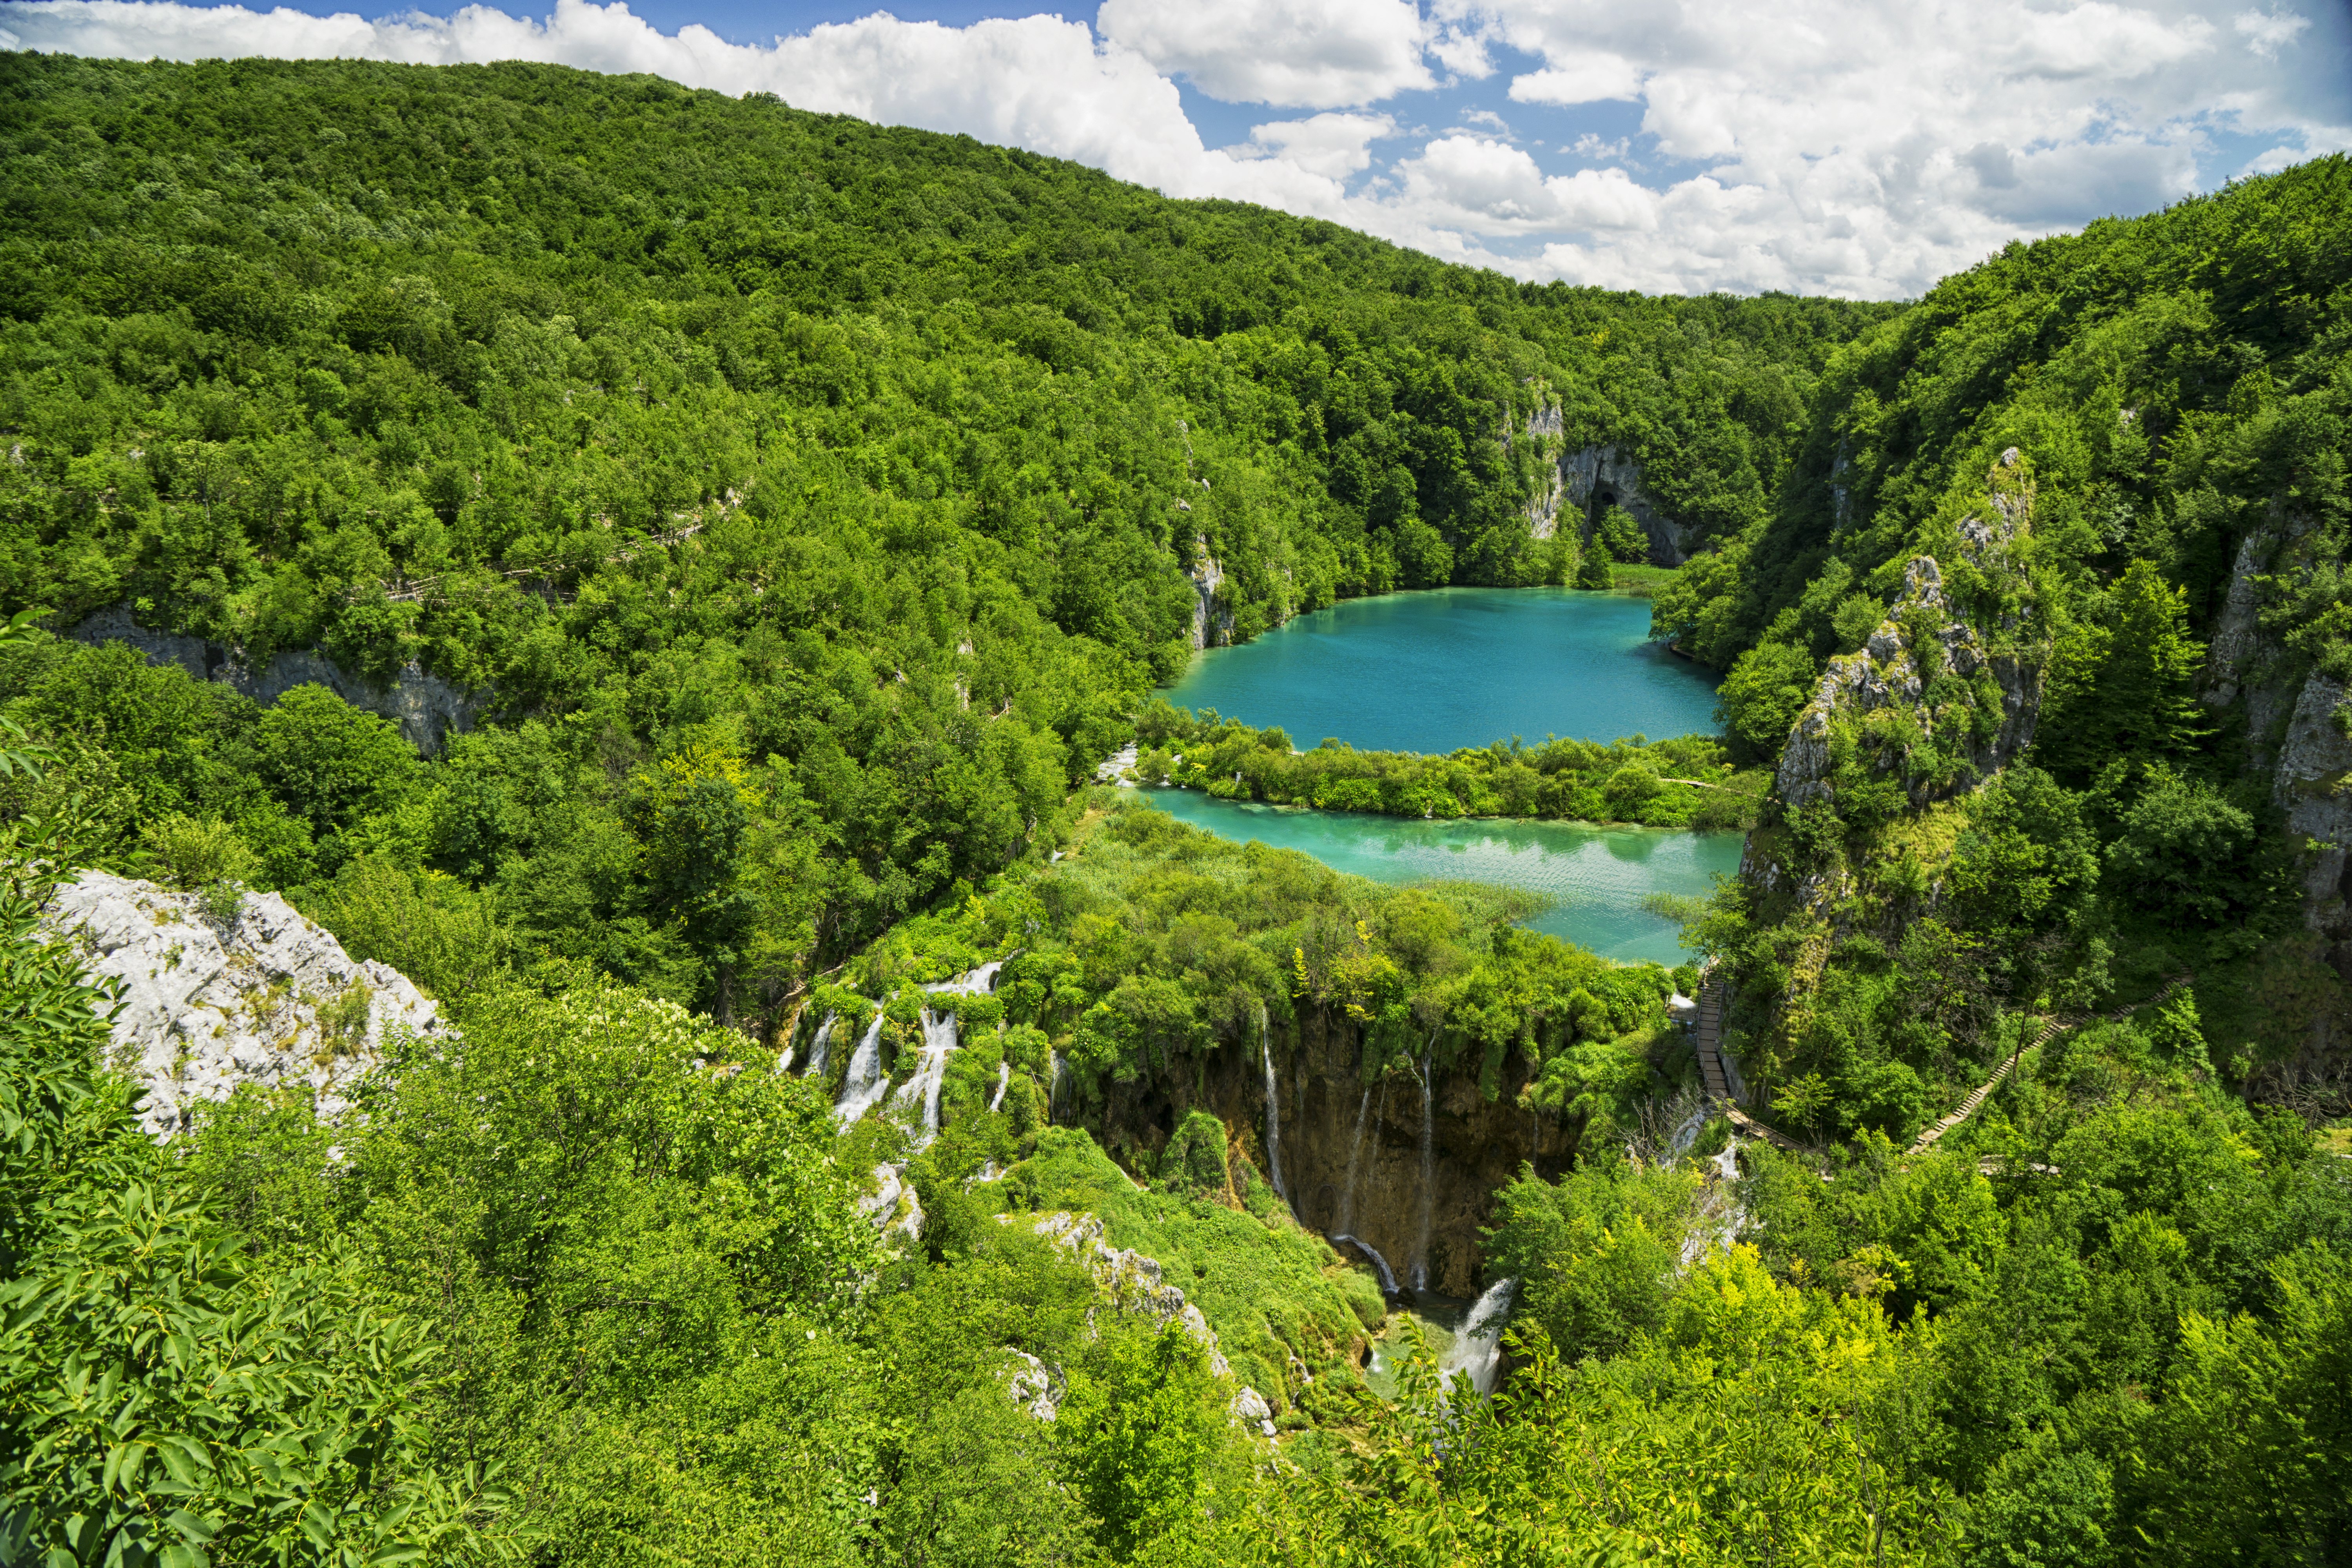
[2,49,2349,1568]
[1666,155,2352,1126]
[0,52,1888,1007]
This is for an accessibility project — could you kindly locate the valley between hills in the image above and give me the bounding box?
[1,52,2348,1567]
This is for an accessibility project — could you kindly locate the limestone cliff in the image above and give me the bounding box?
[39,869,446,1142]
[65,602,484,756]
[1092,1005,1578,1300]
[1561,446,1700,566]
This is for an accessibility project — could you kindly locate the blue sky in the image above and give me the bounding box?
[6,0,2348,297]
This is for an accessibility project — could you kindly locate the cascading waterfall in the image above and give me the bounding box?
[798,1015,836,1079]
[1258,1004,1285,1203]
[1678,1138,1749,1269]
[831,960,1009,1138]
[1337,1087,1371,1233]
[1412,1048,1434,1293]
[1436,1277,1518,1397]
[887,1007,962,1145]
[833,1013,890,1127]
[989,1060,1011,1113]
[887,960,1011,1148]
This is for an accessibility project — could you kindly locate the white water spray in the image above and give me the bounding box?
[833,1013,890,1127]
[989,1060,1011,1113]
[1437,1277,1518,1397]
[1259,1005,1285,1203]
[1338,1087,1371,1233]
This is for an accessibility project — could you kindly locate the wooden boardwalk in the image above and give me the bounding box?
[1692,975,1811,1156]
[1688,967,2188,1166]
[1907,977,2189,1156]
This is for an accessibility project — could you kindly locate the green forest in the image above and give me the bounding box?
[2,50,2349,1568]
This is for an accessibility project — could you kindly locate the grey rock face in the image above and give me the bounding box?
[2204,527,2276,711]
[1518,402,1568,539]
[1187,538,1231,650]
[64,603,484,756]
[1004,1349,1065,1421]
[2273,676,2352,932]
[1773,557,2040,815]
[857,1161,926,1245]
[1559,445,1700,566]
[40,870,446,1142]
[1773,553,2041,816]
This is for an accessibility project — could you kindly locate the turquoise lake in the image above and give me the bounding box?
[1124,790,1738,967]
[1160,587,1720,753]
[1134,589,1737,967]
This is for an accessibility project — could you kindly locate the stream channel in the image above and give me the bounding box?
[1136,586,1738,968]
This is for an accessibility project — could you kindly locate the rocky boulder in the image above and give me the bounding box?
[39,870,446,1142]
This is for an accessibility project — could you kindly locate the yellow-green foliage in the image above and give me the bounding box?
[998,1126,1379,1407]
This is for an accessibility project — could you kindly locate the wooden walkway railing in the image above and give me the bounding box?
[1905,976,2190,1156]
[1693,975,1812,1156]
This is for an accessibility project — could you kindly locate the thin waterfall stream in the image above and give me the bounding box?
[1259,1004,1285,1206]
[1412,1047,1435,1293]
[1337,1087,1371,1233]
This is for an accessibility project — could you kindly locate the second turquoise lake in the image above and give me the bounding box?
[1125,788,1738,967]
[1160,587,1720,752]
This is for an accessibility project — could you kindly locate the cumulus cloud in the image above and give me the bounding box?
[1508,57,1643,106]
[1095,0,1430,108]
[4,0,2347,299]
[1399,136,1657,228]
[1436,0,2352,293]
[1227,112,1396,180]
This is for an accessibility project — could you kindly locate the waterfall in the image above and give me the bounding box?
[1412,1048,1434,1293]
[1338,1088,1371,1233]
[989,1060,1011,1113]
[888,1006,961,1146]
[1048,1050,1065,1115]
[830,961,1007,1137]
[832,1013,890,1127]
[1330,1234,1400,1297]
[1258,1005,1285,1203]
[802,1015,837,1079]
[1436,1278,1518,1397]
[1679,1138,1748,1269]
[887,961,1009,1149]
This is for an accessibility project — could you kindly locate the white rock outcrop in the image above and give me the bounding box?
[1025,1210,1233,1379]
[40,871,446,1142]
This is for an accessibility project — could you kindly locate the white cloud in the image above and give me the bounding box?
[5,0,2348,301]
[1434,0,2352,294]
[1094,0,1431,107]
[2235,7,2313,58]
[1508,57,1643,105]
[1227,112,1395,180]
[1399,136,1658,228]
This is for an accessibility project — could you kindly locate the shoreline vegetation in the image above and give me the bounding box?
[1126,700,1766,832]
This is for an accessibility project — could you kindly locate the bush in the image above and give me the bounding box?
[1716,642,1819,760]
[302,855,511,1002]
[2104,767,2259,925]
[140,812,257,891]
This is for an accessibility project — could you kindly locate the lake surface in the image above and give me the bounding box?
[1127,788,1737,967]
[1161,587,1719,753]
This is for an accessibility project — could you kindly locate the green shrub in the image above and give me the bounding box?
[140,812,257,891]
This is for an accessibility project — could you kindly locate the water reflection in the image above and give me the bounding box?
[1124,789,1736,967]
